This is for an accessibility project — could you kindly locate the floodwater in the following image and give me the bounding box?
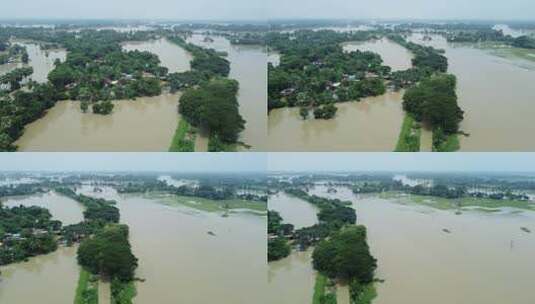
[0,192,84,303]
[14,38,193,152]
[268,37,412,151]
[79,186,269,304]
[268,192,318,229]
[122,38,192,73]
[268,92,405,151]
[268,249,316,304]
[1,186,268,304]
[15,93,182,151]
[187,34,267,151]
[0,41,66,83]
[2,191,84,225]
[408,33,535,151]
[267,192,318,303]
[0,246,79,304]
[307,185,535,304]
[342,38,413,71]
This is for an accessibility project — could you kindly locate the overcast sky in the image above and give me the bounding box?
[1,0,533,21]
[0,153,266,172]
[268,153,535,173]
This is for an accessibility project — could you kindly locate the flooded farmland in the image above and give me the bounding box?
[0,186,269,304]
[301,185,535,304]
[187,34,267,151]
[268,38,410,151]
[15,93,183,151]
[408,33,535,151]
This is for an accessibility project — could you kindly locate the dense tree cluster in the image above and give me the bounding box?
[312,226,376,283]
[0,205,61,265]
[77,224,138,281]
[0,67,34,92]
[0,83,62,151]
[167,36,230,77]
[403,74,463,145]
[268,30,390,118]
[179,78,245,145]
[267,210,292,261]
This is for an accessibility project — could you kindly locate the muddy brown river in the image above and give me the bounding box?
[15,93,183,151]
[187,34,267,151]
[304,185,535,304]
[408,33,535,151]
[0,186,268,304]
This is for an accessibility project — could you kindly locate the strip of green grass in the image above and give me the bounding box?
[147,193,267,213]
[353,284,377,304]
[433,133,460,152]
[169,119,196,152]
[111,279,136,304]
[394,114,420,152]
[313,273,328,304]
[379,191,535,211]
[74,268,98,304]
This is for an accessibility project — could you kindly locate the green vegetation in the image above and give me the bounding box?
[0,204,60,265]
[92,100,114,115]
[433,131,460,152]
[169,119,196,152]
[77,224,138,281]
[0,83,61,151]
[313,226,376,283]
[267,210,292,261]
[350,282,377,304]
[267,30,389,117]
[74,268,98,304]
[312,273,337,304]
[157,194,266,213]
[380,191,535,212]
[167,36,230,77]
[394,114,420,152]
[403,74,463,151]
[111,279,137,304]
[0,67,34,92]
[179,78,245,146]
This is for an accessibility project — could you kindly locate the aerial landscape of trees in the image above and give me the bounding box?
[178,78,245,151]
[0,25,247,152]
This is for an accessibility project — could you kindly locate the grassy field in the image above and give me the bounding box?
[146,193,266,213]
[353,284,377,304]
[111,280,136,304]
[312,273,328,304]
[394,114,420,152]
[169,119,196,152]
[433,133,460,152]
[379,191,535,212]
[74,268,98,304]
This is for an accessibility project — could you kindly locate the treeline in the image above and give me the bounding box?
[0,205,60,265]
[0,82,63,151]
[78,224,138,281]
[388,34,448,89]
[403,74,463,150]
[56,187,120,244]
[387,34,463,151]
[117,180,261,202]
[179,78,245,150]
[268,187,377,303]
[0,67,34,92]
[267,210,292,261]
[0,43,29,65]
[445,29,535,49]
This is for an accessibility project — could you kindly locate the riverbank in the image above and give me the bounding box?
[142,192,267,214]
[378,191,535,212]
